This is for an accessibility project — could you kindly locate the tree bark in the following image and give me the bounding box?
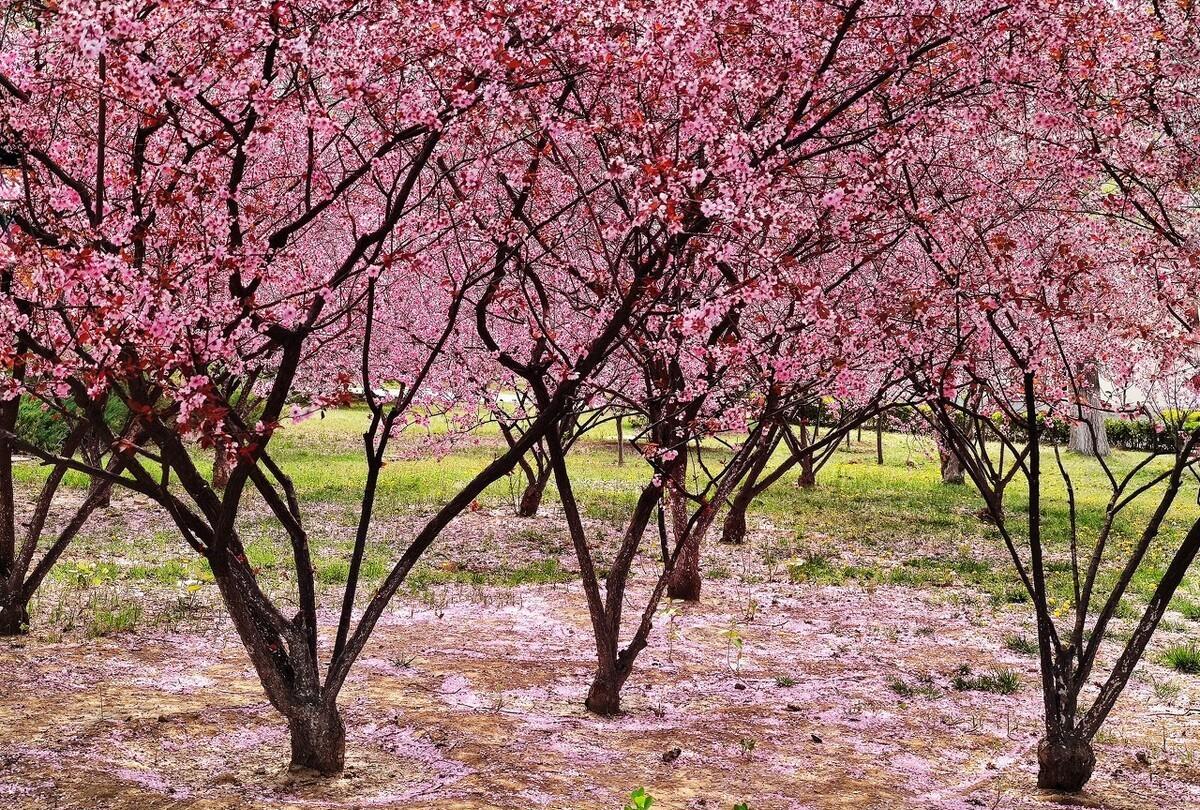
[797,451,816,488]
[287,703,346,775]
[720,491,751,546]
[82,432,112,508]
[516,469,550,517]
[0,593,29,636]
[1037,733,1095,792]
[212,442,231,490]
[875,417,884,465]
[665,531,702,601]
[616,414,625,466]
[585,667,624,715]
[939,444,964,485]
[1068,365,1109,457]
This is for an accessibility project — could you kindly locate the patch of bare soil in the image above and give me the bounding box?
[2,577,1199,810]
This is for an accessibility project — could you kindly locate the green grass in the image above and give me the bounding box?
[1171,596,1200,622]
[888,674,941,699]
[87,600,143,637]
[1003,633,1039,656]
[785,552,881,586]
[951,666,1021,694]
[314,557,390,585]
[1162,644,1200,674]
[53,561,120,589]
[406,558,573,591]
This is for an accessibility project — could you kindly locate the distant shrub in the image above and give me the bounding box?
[15,398,72,452]
[1104,416,1200,453]
[13,395,131,453]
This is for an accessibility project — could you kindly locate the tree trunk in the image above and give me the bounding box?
[663,456,702,600]
[517,470,550,517]
[797,452,815,489]
[287,703,346,775]
[84,433,112,508]
[616,415,625,466]
[875,417,884,465]
[720,492,751,545]
[665,530,702,601]
[585,668,623,715]
[1037,733,1095,792]
[1068,365,1110,457]
[939,444,964,485]
[0,592,29,636]
[212,443,231,490]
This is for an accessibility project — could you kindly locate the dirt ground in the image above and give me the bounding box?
[3,569,1200,810]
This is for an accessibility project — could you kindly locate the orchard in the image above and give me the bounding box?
[3,0,1200,807]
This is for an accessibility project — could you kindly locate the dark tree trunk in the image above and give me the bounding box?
[585,668,623,715]
[939,445,964,485]
[720,494,750,545]
[663,455,702,600]
[665,534,702,601]
[719,422,781,546]
[797,452,815,489]
[287,704,346,775]
[616,414,625,466]
[0,593,29,636]
[517,470,550,517]
[1037,733,1095,792]
[83,433,112,508]
[875,417,884,465]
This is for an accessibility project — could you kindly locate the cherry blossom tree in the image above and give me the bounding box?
[6,0,1196,796]
[521,0,1046,707]
[0,0,666,773]
[893,110,1200,789]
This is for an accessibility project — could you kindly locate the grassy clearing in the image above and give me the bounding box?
[14,407,1200,630]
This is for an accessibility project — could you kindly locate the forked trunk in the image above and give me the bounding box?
[287,703,346,775]
[1037,733,1095,792]
[212,444,231,490]
[666,503,705,601]
[84,434,112,508]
